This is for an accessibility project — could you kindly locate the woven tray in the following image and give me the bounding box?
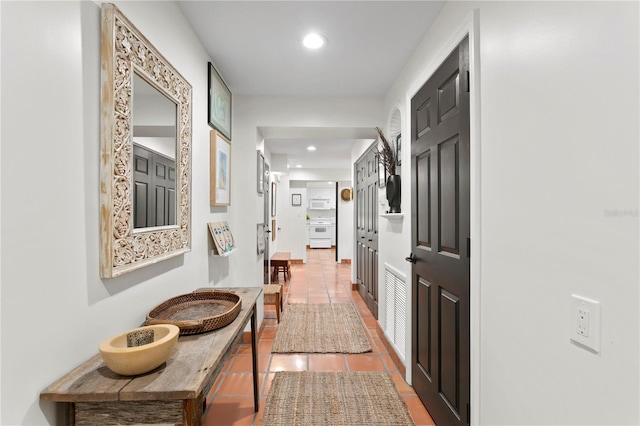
[145,290,242,335]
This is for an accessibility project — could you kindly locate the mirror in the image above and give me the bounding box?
[100,4,192,278]
[132,73,177,229]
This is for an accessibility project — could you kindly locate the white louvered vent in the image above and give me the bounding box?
[384,263,406,362]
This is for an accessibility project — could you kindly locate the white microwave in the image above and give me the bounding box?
[309,198,331,209]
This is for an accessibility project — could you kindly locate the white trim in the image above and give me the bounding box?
[384,261,407,283]
[403,9,482,425]
[468,10,482,425]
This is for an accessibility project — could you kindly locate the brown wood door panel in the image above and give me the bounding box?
[355,145,379,319]
[411,37,470,426]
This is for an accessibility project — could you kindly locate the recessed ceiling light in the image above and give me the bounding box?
[303,33,326,49]
[307,146,316,151]
[296,164,302,168]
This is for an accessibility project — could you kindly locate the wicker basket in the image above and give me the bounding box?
[145,290,242,335]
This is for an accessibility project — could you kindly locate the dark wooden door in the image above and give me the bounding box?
[355,144,378,318]
[410,37,470,426]
[133,144,176,228]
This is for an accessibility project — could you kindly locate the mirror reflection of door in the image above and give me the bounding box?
[132,72,178,229]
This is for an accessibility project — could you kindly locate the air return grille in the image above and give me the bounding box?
[384,263,406,361]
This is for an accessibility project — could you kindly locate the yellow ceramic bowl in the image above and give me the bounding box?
[98,324,179,376]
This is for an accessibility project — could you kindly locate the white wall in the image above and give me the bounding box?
[0,1,250,424]
[383,1,639,425]
[288,168,351,181]
[337,180,354,262]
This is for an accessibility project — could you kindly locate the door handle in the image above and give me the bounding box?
[405,253,417,264]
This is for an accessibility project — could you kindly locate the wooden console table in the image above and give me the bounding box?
[41,287,262,426]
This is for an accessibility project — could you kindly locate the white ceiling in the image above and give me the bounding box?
[261,126,377,169]
[178,1,445,171]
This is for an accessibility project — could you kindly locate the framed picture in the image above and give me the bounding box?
[271,219,276,241]
[210,130,231,206]
[395,133,402,167]
[292,193,302,206]
[257,223,265,255]
[257,151,264,193]
[264,163,270,192]
[208,62,232,140]
[271,182,277,217]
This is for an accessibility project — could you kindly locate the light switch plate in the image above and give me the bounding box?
[570,294,601,353]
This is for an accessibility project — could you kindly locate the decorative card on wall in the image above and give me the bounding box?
[221,221,235,250]
[208,222,236,255]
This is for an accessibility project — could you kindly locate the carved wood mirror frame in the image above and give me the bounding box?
[100,3,192,278]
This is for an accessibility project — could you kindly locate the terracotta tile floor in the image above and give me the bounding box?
[202,248,435,426]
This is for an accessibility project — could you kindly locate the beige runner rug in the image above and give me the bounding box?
[262,371,415,425]
[271,303,371,353]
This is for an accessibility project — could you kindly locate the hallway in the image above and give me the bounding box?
[202,249,435,425]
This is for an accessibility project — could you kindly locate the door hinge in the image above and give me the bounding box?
[466,237,471,258]
[466,70,470,93]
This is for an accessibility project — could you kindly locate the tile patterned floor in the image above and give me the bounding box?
[202,249,435,426]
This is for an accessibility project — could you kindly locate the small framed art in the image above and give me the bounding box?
[271,182,277,217]
[257,151,265,194]
[292,193,302,206]
[264,163,270,192]
[210,130,231,206]
[208,62,232,140]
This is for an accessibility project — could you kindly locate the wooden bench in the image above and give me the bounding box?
[40,287,262,426]
[270,251,291,282]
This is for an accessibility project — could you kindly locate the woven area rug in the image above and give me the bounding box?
[262,371,415,426]
[271,303,371,353]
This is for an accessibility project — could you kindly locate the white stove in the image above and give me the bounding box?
[309,218,334,248]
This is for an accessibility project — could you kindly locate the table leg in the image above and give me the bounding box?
[183,398,203,426]
[69,402,76,425]
[251,304,259,411]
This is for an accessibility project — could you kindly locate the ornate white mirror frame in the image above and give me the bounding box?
[100,3,192,278]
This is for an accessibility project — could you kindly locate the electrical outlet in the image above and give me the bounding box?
[576,307,589,337]
[570,295,600,353]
